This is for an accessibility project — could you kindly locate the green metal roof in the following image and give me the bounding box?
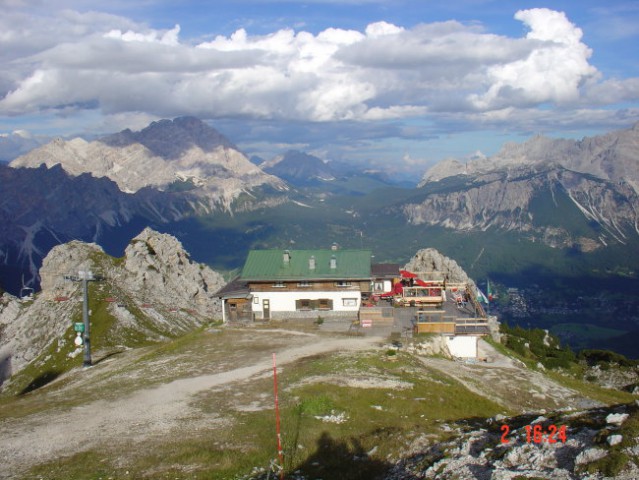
[241,249,372,281]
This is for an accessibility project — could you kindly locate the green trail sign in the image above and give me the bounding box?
[74,322,85,333]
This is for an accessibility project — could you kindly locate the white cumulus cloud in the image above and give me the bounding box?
[0,5,633,132]
[469,8,599,109]
[104,24,181,45]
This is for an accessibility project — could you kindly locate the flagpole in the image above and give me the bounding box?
[273,353,284,479]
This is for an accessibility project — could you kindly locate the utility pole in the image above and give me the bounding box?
[79,270,93,367]
[66,270,103,367]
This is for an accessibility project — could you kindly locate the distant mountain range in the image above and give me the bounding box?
[3,118,638,261]
[2,119,639,353]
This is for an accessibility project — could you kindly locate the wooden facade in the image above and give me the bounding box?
[247,280,370,293]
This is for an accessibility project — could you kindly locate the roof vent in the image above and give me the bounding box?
[309,255,316,270]
[283,250,291,264]
[330,255,337,269]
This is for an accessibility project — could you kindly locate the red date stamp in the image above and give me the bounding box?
[501,424,567,444]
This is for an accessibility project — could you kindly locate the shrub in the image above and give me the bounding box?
[578,349,637,367]
[500,322,575,369]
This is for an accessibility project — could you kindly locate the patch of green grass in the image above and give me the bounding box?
[18,326,622,480]
[28,450,122,480]
[545,370,635,405]
[1,327,83,398]
[298,394,337,416]
[485,334,635,405]
[580,406,639,476]
[584,451,630,477]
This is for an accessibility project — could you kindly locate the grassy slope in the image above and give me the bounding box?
[2,326,635,480]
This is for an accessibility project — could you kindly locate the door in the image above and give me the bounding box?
[262,299,270,320]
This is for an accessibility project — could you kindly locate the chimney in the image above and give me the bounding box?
[283,250,291,264]
[309,255,316,270]
[330,255,337,270]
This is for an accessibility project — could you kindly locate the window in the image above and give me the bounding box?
[297,281,311,287]
[342,298,358,307]
[296,299,311,310]
[295,299,333,311]
[335,281,352,287]
[272,281,285,288]
[253,296,259,304]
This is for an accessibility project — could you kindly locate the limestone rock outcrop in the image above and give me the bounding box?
[403,247,473,286]
[0,228,224,377]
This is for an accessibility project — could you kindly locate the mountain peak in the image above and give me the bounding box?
[261,150,336,186]
[101,116,237,159]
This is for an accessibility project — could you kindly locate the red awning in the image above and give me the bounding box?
[399,270,418,278]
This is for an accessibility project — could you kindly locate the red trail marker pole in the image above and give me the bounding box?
[273,353,284,479]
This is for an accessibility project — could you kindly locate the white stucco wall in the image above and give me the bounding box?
[446,336,479,358]
[252,290,361,313]
[373,280,393,293]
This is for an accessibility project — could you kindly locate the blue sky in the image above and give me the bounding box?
[1,0,638,180]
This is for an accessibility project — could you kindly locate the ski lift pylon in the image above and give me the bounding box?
[19,275,34,302]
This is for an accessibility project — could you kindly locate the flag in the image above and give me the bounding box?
[476,288,488,304]
[487,278,493,302]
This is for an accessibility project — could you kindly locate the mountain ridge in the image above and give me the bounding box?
[420,122,639,193]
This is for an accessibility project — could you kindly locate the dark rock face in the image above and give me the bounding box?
[262,150,336,186]
[99,116,238,159]
[0,163,198,293]
[404,166,639,249]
